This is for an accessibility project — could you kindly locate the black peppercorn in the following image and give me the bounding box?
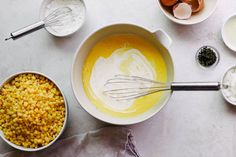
[196,46,219,68]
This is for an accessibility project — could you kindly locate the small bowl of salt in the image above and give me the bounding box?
[40,0,86,37]
[222,66,236,106]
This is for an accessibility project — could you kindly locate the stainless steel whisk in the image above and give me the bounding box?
[103,75,221,100]
[5,7,72,40]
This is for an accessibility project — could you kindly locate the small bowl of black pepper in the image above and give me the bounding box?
[195,46,220,69]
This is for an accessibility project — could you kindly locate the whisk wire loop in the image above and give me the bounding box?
[44,7,73,27]
[104,75,170,100]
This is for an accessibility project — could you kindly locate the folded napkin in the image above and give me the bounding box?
[1,127,140,157]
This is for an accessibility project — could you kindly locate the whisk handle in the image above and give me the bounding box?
[171,82,221,91]
[5,21,45,40]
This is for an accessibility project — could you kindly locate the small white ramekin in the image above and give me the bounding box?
[221,14,236,52]
[39,0,86,37]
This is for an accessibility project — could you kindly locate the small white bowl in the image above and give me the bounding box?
[222,14,236,52]
[221,66,236,106]
[39,0,86,37]
[195,45,220,69]
[0,71,68,151]
[157,0,218,25]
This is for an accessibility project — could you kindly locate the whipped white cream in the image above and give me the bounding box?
[90,48,156,110]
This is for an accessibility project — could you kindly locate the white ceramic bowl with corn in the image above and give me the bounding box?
[0,71,68,151]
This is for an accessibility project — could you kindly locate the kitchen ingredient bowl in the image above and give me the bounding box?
[195,45,220,69]
[72,23,174,125]
[39,0,86,37]
[221,66,236,106]
[0,71,68,151]
[157,0,218,25]
[221,14,236,52]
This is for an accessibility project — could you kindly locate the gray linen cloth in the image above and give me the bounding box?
[1,127,140,157]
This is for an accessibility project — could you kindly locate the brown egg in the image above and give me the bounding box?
[160,0,178,6]
[181,0,204,12]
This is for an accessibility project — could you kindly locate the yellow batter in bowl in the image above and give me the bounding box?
[82,34,167,118]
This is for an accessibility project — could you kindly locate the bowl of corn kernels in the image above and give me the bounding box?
[0,71,67,151]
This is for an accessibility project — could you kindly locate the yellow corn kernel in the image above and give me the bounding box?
[0,74,65,148]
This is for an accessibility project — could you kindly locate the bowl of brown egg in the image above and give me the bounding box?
[0,71,67,151]
[157,0,218,25]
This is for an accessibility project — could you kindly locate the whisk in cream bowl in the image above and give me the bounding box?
[40,0,86,37]
[5,7,73,40]
[5,0,86,40]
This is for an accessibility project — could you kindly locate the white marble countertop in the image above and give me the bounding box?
[1,0,236,156]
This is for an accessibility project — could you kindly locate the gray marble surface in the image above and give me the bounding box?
[1,0,236,156]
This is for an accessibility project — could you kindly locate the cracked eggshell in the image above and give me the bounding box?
[173,2,192,20]
[181,0,204,12]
